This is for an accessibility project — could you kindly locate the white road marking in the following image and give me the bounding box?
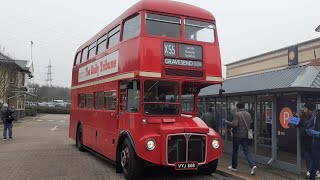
[48,120,54,122]
[59,120,65,123]
[36,120,43,122]
[50,126,58,131]
[64,116,67,119]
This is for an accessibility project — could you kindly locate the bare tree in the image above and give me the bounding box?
[0,45,23,103]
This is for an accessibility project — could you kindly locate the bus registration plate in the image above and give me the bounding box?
[174,162,198,170]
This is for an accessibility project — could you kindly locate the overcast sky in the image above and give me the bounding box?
[0,0,319,87]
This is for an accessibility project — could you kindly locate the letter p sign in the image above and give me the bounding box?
[279,107,293,129]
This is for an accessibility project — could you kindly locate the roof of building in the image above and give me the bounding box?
[226,37,320,66]
[0,52,33,74]
[0,52,14,61]
[199,65,320,97]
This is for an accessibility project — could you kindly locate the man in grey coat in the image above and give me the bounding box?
[200,107,218,131]
[225,102,257,175]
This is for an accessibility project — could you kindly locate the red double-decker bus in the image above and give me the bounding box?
[69,0,223,179]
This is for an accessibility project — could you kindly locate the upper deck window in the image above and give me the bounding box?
[75,52,81,65]
[88,42,97,59]
[123,14,141,41]
[97,34,107,55]
[146,13,181,38]
[81,47,89,62]
[108,25,120,48]
[185,19,215,43]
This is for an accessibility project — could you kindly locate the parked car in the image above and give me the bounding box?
[53,100,67,107]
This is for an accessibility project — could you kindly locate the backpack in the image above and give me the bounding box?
[6,112,14,123]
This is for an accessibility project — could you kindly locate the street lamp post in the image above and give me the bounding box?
[30,41,34,60]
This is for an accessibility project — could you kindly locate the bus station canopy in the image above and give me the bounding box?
[199,65,320,97]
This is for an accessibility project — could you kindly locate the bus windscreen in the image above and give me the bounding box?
[143,80,179,115]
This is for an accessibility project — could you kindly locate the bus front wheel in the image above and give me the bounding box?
[76,125,85,152]
[121,139,142,180]
[199,159,218,175]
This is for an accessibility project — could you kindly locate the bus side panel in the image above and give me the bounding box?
[203,43,222,78]
[140,37,162,73]
[118,38,140,73]
[69,92,77,140]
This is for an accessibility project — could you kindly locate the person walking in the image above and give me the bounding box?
[306,109,320,180]
[299,103,320,179]
[225,102,257,175]
[200,107,218,131]
[1,103,15,140]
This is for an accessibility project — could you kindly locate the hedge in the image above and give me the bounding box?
[25,106,70,115]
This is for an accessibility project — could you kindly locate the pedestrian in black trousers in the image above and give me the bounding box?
[306,110,320,180]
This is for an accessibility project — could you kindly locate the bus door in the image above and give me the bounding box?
[118,81,128,129]
[118,80,140,130]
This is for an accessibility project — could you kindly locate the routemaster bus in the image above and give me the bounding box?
[69,0,223,179]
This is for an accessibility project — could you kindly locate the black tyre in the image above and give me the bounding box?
[199,159,218,175]
[76,125,85,152]
[121,139,142,180]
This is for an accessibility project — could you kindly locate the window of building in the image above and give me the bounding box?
[105,91,116,110]
[146,13,181,38]
[95,92,104,110]
[123,14,141,41]
[81,47,89,62]
[75,52,81,65]
[108,25,121,48]
[127,80,140,112]
[185,19,215,43]
[85,94,93,109]
[9,71,16,83]
[97,34,107,54]
[79,94,85,108]
[88,42,97,59]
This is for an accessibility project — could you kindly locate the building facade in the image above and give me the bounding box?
[0,52,34,120]
[199,37,320,174]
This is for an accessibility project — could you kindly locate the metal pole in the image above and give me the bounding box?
[296,94,301,174]
[254,95,258,155]
[30,41,33,61]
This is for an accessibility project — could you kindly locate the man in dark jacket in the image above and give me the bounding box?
[1,103,14,140]
[225,102,257,175]
[299,103,320,179]
[306,110,320,180]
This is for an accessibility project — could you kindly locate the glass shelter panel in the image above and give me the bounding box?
[276,93,297,164]
[256,95,273,158]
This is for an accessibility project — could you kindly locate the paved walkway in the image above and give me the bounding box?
[217,153,305,180]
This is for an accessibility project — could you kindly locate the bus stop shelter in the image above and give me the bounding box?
[199,64,320,174]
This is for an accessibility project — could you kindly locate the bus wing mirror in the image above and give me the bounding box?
[219,88,225,97]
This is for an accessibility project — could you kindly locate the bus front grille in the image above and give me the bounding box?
[165,68,203,77]
[167,134,206,164]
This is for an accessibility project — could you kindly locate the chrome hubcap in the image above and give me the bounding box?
[121,148,129,168]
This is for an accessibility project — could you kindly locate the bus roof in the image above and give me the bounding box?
[77,0,215,52]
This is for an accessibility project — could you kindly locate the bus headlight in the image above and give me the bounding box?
[146,139,156,151]
[212,139,220,149]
